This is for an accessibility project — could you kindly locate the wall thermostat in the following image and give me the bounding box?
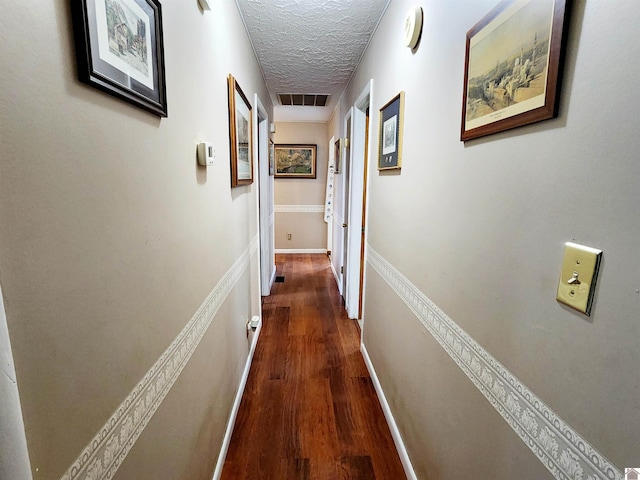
[197,142,215,166]
[404,6,424,49]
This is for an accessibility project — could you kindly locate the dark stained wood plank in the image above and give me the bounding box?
[220,254,406,480]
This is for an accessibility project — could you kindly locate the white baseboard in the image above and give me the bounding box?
[274,249,327,254]
[329,259,341,293]
[269,267,276,290]
[361,343,417,480]
[212,317,263,480]
[262,266,277,297]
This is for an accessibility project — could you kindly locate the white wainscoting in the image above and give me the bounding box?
[275,249,327,254]
[274,204,324,213]
[59,236,259,480]
[367,246,622,480]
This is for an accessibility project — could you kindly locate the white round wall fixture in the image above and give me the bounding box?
[404,6,424,49]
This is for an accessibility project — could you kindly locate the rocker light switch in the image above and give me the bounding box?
[556,242,602,316]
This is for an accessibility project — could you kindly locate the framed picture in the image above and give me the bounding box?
[460,0,570,141]
[333,138,343,174]
[228,74,253,187]
[70,0,168,117]
[378,92,405,170]
[269,139,275,176]
[274,144,317,178]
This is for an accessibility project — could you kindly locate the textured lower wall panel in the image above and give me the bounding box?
[59,238,258,480]
[366,246,622,480]
[274,204,324,213]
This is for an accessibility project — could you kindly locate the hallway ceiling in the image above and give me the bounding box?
[235,0,391,122]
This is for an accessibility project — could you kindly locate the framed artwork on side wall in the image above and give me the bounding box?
[378,91,405,170]
[228,74,253,187]
[460,0,571,141]
[333,138,343,174]
[274,145,317,178]
[70,0,168,116]
[269,139,275,176]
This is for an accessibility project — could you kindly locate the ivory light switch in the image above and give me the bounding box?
[556,242,602,315]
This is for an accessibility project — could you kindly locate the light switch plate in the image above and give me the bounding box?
[556,242,602,315]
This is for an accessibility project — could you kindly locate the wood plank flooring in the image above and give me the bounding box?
[220,254,406,480]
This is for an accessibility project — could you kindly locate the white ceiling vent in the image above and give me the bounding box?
[278,94,329,107]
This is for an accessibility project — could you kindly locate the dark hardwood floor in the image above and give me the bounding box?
[220,254,406,479]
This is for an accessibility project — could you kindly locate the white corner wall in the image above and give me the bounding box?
[0,1,270,479]
[334,0,640,478]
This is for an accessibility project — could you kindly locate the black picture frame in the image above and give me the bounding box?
[378,91,404,170]
[71,0,168,117]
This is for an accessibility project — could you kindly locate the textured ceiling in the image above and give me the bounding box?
[235,0,390,121]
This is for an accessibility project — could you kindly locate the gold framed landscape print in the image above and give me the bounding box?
[274,144,317,178]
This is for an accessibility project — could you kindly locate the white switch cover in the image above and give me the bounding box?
[556,242,602,315]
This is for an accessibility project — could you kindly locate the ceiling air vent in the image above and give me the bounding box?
[278,94,329,107]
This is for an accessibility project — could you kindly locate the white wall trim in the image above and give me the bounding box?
[59,236,260,480]
[274,204,324,213]
[0,283,33,480]
[366,246,622,480]
[361,343,417,480]
[212,316,262,480]
[269,268,276,292]
[329,259,340,289]
[275,248,327,254]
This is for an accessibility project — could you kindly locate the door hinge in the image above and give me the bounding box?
[341,266,344,274]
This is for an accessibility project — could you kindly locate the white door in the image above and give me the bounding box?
[254,95,275,296]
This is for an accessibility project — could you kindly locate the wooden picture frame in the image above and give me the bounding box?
[333,138,343,174]
[274,144,317,178]
[228,74,253,187]
[70,0,168,117]
[378,92,405,170]
[461,0,571,141]
[269,139,275,176]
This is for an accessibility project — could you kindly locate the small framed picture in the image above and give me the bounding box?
[460,0,570,141]
[378,91,405,170]
[228,74,253,187]
[274,144,317,178]
[70,0,168,116]
[269,139,275,176]
[333,138,343,174]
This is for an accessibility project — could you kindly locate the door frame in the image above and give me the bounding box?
[343,80,373,320]
[0,283,33,479]
[341,108,353,302]
[253,94,275,296]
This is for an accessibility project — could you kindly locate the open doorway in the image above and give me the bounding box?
[253,94,275,296]
[341,80,373,321]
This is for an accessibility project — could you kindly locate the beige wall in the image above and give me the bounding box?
[274,122,328,250]
[0,1,270,479]
[334,0,640,478]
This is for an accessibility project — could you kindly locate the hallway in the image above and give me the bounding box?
[220,254,406,479]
